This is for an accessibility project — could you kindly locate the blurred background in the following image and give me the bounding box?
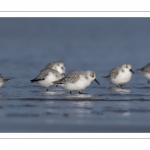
[0,18,150,83]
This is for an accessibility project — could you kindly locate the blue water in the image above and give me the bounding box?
[0,18,150,132]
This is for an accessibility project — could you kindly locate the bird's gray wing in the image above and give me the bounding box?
[0,74,10,82]
[45,62,54,69]
[0,74,4,82]
[54,71,81,84]
[50,69,65,79]
[36,69,51,80]
[31,69,63,83]
[141,63,150,73]
[109,67,120,79]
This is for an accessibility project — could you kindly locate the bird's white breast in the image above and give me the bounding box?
[111,69,132,85]
[0,81,4,88]
[38,72,59,88]
[143,72,150,80]
[64,75,91,91]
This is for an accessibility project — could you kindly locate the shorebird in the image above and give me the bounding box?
[53,70,100,94]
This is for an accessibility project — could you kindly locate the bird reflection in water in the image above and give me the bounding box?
[66,93,93,99]
[109,86,131,94]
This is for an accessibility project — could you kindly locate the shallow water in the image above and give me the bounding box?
[0,18,150,132]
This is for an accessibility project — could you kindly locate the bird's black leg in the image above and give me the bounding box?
[148,80,150,84]
[70,91,72,94]
[117,85,122,88]
[56,85,58,87]
[79,91,87,94]
[46,88,49,91]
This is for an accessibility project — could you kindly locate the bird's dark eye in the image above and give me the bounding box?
[61,67,64,70]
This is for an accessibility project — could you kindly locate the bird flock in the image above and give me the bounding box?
[0,61,150,94]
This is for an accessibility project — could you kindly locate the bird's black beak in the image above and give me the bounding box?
[130,69,134,74]
[94,79,100,85]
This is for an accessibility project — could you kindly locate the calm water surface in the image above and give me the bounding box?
[0,18,150,132]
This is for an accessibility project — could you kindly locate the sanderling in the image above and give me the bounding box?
[137,63,150,84]
[0,74,10,88]
[30,68,65,91]
[53,70,100,94]
[103,63,134,87]
[44,61,66,75]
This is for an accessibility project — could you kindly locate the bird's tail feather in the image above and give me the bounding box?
[4,79,10,82]
[30,78,44,83]
[137,68,142,72]
[102,75,109,79]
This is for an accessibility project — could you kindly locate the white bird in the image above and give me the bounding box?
[0,74,10,88]
[30,68,65,91]
[137,63,150,84]
[44,61,66,75]
[53,70,100,94]
[103,63,134,87]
